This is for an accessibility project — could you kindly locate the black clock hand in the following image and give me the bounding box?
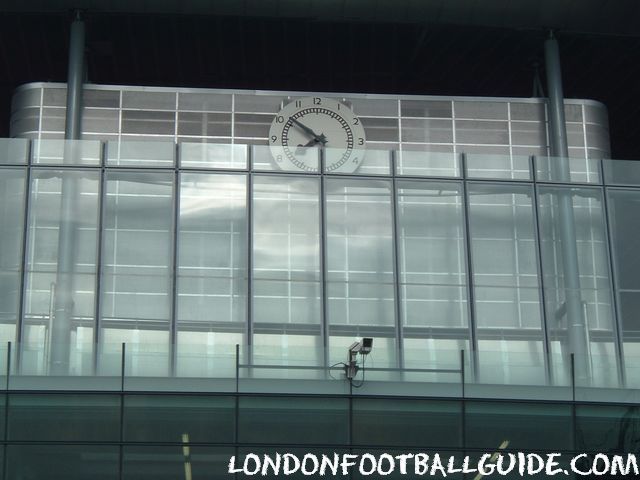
[295,138,321,155]
[290,117,327,145]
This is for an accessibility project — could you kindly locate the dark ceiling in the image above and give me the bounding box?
[1,4,640,158]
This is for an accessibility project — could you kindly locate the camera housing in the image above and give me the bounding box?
[345,338,374,379]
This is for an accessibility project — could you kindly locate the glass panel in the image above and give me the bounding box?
[353,398,461,448]
[179,142,247,169]
[538,186,617,387]
[605,189,640,386]
[176,173,246,376]
[123,395,234,442]
[32,139,102,165]
[122,90,176,110]
[178,92,232,112]
[106,140,175,167]
[22,169,100,375]
[603,158,640,186]
[535,156,601,184]
[0,169,26,347]
[9,393,120,441]
[576,404,640,453]
[100,171,173,376]
[0,138,28,164]
[7,445,119,479]
[177,111,232,137]
[468,183,544,384]
[401,99,452,118]
[252,144,318,172]
[465,154,531,180]
[456,120,509,145]
[252,176,321,366]
[238,396,348,444]
[396,180,469,368]
[396,149,459,177]
[466,401,572,451]
[325,178,396,367]
[123,446,234,480]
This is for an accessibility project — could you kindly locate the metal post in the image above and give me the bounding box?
[65,11,85,141]
[50,10,86,375]
[544,31,590,385]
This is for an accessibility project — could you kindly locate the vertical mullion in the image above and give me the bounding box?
[460,153,478,379]
[390,150,404,369]
[92,144,106,374]
[15,140,33,372]
[531,155,553,385]
[320,166,329,367]
[600,178,626,387]
[169,151,180,376]
[246,150,253,366]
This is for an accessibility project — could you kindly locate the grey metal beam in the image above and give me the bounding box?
[544,31,590,385]
[50,10,85,375]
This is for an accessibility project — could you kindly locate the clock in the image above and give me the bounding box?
[268,96,366,173]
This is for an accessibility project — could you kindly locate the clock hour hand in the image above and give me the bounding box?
[295,138,321,155]
[290,117,327,145]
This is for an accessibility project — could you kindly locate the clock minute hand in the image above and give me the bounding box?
[290,117,327,145]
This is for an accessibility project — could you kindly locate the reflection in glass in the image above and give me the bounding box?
[538,186,617,387]
[325,178,396,367]
[176,173,247,376]
[396,180,469,370]
[252,176,322,366]
[0,169,26,347]
[468,183,545,384]
[605,189,640,386]
[22,169,99,375]
[100,171,173,376]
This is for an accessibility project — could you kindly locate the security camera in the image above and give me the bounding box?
[361,337,373,354]
[345,338,374,379]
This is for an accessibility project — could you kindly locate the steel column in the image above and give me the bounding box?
[544,32,590,385]
[50,11,85,374]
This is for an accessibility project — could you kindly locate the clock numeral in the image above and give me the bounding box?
[337,103,341,110]
[295,100,302,108]
[353,118,360,125]
[276,116,285,123]
[358,138,364,146]
[271,135,277,143]
[352,157,359,164]
[276,154,283,163]
[313,97,321,105]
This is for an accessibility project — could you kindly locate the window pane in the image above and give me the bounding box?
[0,168,26,346]
[468,183,544,384]
[605,189,640,386]
[396,180,469,368]
[23,169,100,375]
[252,176,321,365]
[100,171,173,376]
[325,178,396,367]
[176,173,246,376]
[238,396,348,445]
[7,445,119,480]
[576,404,640,453]
[466,401,572,451]
[9,394,119,441]
[353,398,461,448]
[538,186,617,387]
[123,395,234,443]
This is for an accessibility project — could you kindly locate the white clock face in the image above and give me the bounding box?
[268,96,366,173]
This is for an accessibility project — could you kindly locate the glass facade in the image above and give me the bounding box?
[0,135,638,392]
[0,392,636,479]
